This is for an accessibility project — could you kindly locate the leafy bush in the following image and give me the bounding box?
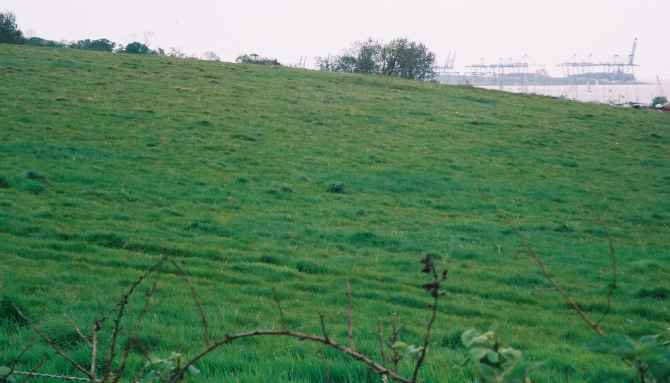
[18,179,46,195]
[136,353,200,382]
[124,41,152,54]
[589,329,670,383]
[327,182,346,194]
[318,38,436,80]
[295,260,328,274]
[652,96,668,107]
[462,329,540,383]
[0,296,28,326]
[70,38,115,52]
[236,53,281,66]
[637,287,669,300]
[25,37,66,48]
[0,12,23,44]
[0,366,16,382]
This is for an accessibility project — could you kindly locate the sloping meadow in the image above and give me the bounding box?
[1,44,669,382]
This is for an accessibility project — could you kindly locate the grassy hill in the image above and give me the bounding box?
[1,44,668,382]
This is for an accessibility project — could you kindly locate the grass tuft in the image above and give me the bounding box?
[0,296,29,327]
[0,175,10,189]
[637,287,669,300]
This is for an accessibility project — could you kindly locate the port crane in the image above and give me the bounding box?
[433,51,457,74]
[628,38,638,66]
[657,76,666,97]
[558,38,639,83]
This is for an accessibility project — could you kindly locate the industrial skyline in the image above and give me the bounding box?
[3,0,669,81]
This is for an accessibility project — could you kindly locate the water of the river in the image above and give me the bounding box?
[478,82,669,105]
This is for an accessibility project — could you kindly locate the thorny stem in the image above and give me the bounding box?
[90,321,101,382]
[172,260,210,346]
[272,287,287,330]
[516,229,605,336]
[103,256,167,380]
[14,254,448,383]
[168,329,414,383]
[378,322,387,372]
[12,371,95,382]
[112,282,158,383]
[346,281,356,351]
[319,314,330,342]
[5,337,36,379]
[12,305,94,380]
[595,221,618,327]
[412,266,440,382]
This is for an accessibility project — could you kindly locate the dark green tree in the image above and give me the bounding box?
[0,11,24,44]
[25,37,66,48]
[380,38,435,80]
[71,38,116,52]
[318,37,436,81]
[652,96,668,107]
[235,53,281,66]
[123,41,151,54]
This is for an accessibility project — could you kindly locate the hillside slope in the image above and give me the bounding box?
[1,44,669,382]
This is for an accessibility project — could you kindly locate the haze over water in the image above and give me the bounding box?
[481,82,669,105]
[4,0,669,80]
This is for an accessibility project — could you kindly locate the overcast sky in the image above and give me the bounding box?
[4,0,669,80]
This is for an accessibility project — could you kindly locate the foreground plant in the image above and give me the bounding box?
[461,329,540,383]
[589,329,670,383]
[1,255,447,383]
[516,221,670,383]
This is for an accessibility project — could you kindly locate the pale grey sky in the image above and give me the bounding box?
[4,0,669,80]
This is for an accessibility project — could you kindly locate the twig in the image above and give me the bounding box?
[388,315,402,374]
[5,337,37,379]
[103,256,167,380]
[168,329,414,383]
[64,314,92,348]
[112,282,159,383]
[90,320,101,381]
[595,220,618,327]
[13,371,95,382]
[272,287,287,330]
[378,322,387,372]
[16,356,48,383]
[346,281,356,351]
[171,260,210,346]
[412,255,444,382]
[319,314,330,342]
[12,305,94,380]
[516,229,605,336]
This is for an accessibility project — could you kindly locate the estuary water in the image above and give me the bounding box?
[478,82,669,106]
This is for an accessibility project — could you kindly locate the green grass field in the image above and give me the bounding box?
[1,44,668,382]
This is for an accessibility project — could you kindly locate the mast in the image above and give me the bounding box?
[628,38,638,66]
[657,76,666,97]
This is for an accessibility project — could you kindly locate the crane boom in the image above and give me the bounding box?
[628,38,638,66]
[658,76,666,97]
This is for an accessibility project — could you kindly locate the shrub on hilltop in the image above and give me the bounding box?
[0,11,24,44]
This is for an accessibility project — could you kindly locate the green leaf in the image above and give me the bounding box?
[642,351,670,380]
[469,347,490,361]
[462,329,480,348]
[639,335,659,345]
[500,347,523,362]
[502,360,530,383]
[406,345,424,355]
[589,334,637,358]
[391,341,408,351]
[479,363,500,383]
[188,365,201,375]
[0,366,12,377]
[486,350,500,364]
[469,331,496,348]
